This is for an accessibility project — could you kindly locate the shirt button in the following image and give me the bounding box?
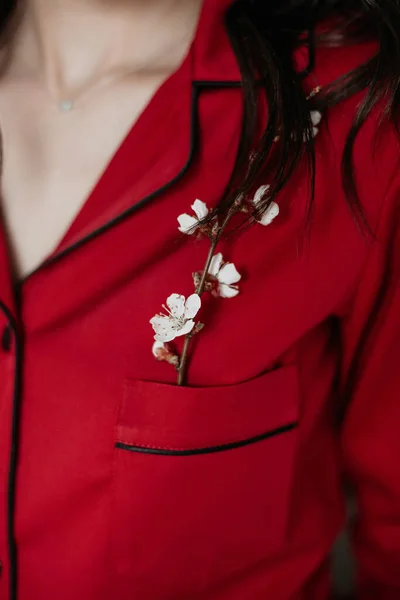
[1,324,12,352]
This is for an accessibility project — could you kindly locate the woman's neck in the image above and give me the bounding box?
[7,0,202,95]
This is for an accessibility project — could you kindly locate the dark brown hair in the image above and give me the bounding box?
[1,0,399,225]
[222,0,400,228]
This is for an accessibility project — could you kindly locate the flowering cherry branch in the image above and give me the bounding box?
[150,98,322,386]
[177,199,242,385]
[150,188,279,386]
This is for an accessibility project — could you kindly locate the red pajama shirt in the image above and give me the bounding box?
[0,1,400,599]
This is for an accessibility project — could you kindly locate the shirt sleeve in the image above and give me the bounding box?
[340,171,400,599]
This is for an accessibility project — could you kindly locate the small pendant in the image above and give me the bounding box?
[59,100,74,113]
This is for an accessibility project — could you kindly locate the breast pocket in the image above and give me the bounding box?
[110,367,300,598]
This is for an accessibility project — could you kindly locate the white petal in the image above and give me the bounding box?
[166,294,186,318]
[176,319,196,338]
[208,252,224,277]
[150,315,170,331]
[253,185,271,208]
[310,111,322,126]
[177,213,199,234]
[312,127,319,138]
[150,316,176,341]
[217,262,241,285]
[258,201,280,226]
[154,330,177,343]
[219,283,240,299]
[184,294,201,319]
[191,199,209,220]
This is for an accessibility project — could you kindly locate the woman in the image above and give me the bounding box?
[0,0,399,598]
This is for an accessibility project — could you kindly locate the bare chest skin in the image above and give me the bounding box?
[0,0,202,281]
[0,71,171,280]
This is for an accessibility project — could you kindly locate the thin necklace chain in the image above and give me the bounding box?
[45,66,138,113]
[45,24,195,113]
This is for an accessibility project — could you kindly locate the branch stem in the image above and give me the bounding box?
[177,203,239,386]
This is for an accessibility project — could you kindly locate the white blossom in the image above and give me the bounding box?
[152,341,167,359]
[177,199,209,234]
[152,341,179,366]
[252,185,280,226]
[310,110,322,137]
[150,293,201,342]
[208,253,241,298]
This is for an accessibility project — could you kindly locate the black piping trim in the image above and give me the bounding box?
[1,323,12,352]
[194,80,242,89]
[3,79,244,600]
[19,80,243,287]
[115,421,298,456]
[0,301,21,600]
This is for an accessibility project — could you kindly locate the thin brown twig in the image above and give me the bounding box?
[177,202,241,386]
